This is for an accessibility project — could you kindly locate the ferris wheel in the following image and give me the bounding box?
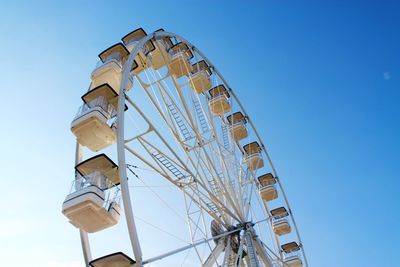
[62,28,309,267]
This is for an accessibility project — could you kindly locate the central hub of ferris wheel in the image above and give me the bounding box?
[60,27,308,267]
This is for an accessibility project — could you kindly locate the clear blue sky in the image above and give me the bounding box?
[0,1,399,266]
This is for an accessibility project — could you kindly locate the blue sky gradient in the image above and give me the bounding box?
[0,1,399,266]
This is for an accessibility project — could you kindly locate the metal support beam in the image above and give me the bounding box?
[143,227,242,265]
[253,236,273,267]
[244,227,260,267]
[118,50,144,265]
[202,239,225,267]
[222,238,232,266]
[75,142,92,266]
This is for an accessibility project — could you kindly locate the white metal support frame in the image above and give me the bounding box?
[117,38,146,266]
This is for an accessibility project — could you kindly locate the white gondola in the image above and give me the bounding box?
[226,111,248,141]
[71,84,118,152]
[208,85,232,115]
[89,252,136,267]
[168,42,193,78]
[189,60,212,93]
[258,173,277,201]
[122,28,155,74]
[271,207,291,236]
[243,142,264,170]
[91,43,129,93]
[282,242,303,267]
[148,28,173,70]
[62,154,121,232]
[62,177,121,233]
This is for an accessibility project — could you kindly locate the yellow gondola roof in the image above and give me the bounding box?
[243,141,261,154]
[191,60,212,76]
[281,242,300,253]
[81,84,128,111]
[121,28,147,45]
[257,173,275,185]
[270,207,289,218]
[209,84,230,98]
[122,28,155,55]
[226,111,246,124]
[89,252,136,267]
[98,43,129,63]
[169,42,193,59]
[81,84,118,108]
[75,154,119,186]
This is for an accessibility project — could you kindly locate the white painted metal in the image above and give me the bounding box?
[202,240,225,267]
[116,44,144,266]
[142,227,242,265]
[221,238,232,267]
[253,233,273,267]
[244,227,260,267]
[69,29,308,267]
[75,142,92,266]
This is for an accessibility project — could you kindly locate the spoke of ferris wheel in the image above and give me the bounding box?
[185,189,209,239]
[164,90,245,221]
[125,88,243,224]
[142,226,243,265]
[125,139,239,226]
[183,192,209,263]
[200,115,245,220]
[135,139,226,216]
[171,75,198,134]
[195,86,245,212]
[235,235,245,266]
[244,180,256,222]
[125,93,196,181]
[168,115,246,221]
[124,143,223,225]
[124,94,190,172]
[156,78,194,134]
[221,238,231,266]
[149,73,243,214]
[243,228,260,267]
[202,239,225,267]
[138,136,187,173]
[252,237,274,267]
[188,141,245,221]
